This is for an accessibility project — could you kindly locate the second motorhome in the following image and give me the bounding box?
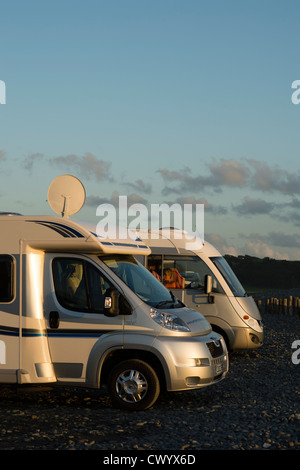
[0,177,228,410]
[139,229,263,351]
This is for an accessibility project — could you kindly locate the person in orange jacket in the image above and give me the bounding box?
[163,268,185,289]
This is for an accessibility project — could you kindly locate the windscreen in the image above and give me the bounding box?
[101,255,182,309]
[211,256,246,297]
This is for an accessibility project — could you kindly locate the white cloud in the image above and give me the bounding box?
[205,233,239,256]
[242,240,289,260]
[256,231,300,249]
[238,232,294,260]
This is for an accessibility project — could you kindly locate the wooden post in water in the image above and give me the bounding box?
[258,295,300,316]
[283,298,287,315]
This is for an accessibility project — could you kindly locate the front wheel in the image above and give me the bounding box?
[108,359,160,410]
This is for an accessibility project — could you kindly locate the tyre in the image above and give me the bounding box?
[108,359,160,410]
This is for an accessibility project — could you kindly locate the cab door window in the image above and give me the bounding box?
[52,258,115,312]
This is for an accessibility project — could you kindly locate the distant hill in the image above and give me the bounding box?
[224,254,300,292]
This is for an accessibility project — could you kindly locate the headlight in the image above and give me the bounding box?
[242,315,263,333]
[150,308,191,332]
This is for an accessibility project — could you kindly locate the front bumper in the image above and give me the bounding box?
[154,333,229,392]
[230,325,263,351]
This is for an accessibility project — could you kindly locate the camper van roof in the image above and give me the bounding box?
[135,228,200,253]
[77,220,151,255]
[0,212,23,216]
[137,228,222,257]
[0,215,151,256]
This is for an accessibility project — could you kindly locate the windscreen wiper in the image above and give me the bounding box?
[155,293,184,309]
[155,299,175,308]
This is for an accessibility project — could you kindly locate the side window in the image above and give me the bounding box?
[162,257,186,289]
[52,258,115,313]
[166,256,224,293]
[147,255,185,289]
[0,255,14,302]
[147,255,224,293]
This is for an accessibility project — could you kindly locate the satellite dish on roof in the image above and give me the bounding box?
[47,175,86,218]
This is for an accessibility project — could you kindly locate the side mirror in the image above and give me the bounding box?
[205,275,212,294]
[104,289,132,317]
[204,275,214,304]
[104,289,120,316]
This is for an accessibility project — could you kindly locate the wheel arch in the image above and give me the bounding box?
[100,348,167,391]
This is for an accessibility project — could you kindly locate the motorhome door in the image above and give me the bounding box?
[44,254,124,383]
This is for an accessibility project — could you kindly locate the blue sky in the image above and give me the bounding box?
[1,0,300,259]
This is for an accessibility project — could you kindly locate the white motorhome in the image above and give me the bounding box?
[0,177,228,410]
[139,229,263,351]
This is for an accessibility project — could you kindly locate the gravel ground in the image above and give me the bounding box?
[0,311,299,453]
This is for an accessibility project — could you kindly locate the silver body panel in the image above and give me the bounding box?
[0,215,228,394]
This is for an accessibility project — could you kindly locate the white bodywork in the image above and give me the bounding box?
[0,215,228,408]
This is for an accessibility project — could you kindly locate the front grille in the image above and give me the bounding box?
[207,340,224,358]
